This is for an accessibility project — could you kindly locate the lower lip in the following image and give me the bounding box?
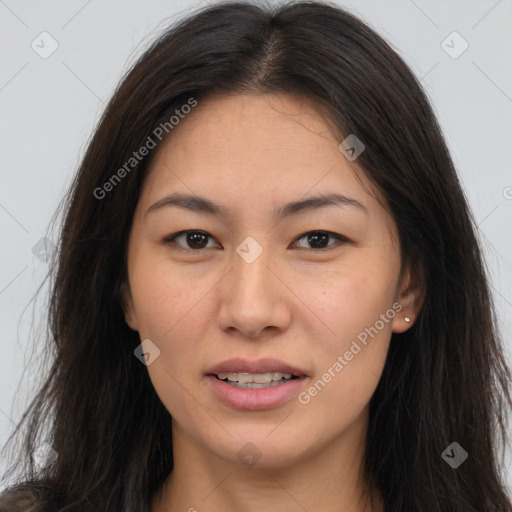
[206,375,307,410]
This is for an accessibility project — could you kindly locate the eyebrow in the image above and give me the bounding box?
[145,192,367,220]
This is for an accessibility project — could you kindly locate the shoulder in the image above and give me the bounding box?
[0,484,47,512]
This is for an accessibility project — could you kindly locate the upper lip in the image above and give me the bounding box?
[206,358,308,377]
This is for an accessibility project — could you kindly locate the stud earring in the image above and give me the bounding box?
[404,317,411,323]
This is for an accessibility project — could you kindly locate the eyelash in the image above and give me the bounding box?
[161,230,350,253]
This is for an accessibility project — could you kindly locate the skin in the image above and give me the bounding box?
[121,93,423,512]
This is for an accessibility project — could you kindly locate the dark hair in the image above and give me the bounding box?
[1,1,511,511]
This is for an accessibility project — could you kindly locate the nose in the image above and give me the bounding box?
[217,243,292,339]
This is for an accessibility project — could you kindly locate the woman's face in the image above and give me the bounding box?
[123,93,417,468]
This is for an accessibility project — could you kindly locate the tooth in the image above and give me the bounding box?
[271,372,292,381]
[236,373,254,384]
[216,371,296,383]
[252,373,273,383]
[237,381,280,389]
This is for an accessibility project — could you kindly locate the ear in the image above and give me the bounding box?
[120,282,139,331]
[392,260,425,334]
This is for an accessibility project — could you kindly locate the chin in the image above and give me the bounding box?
[207,431,313,469]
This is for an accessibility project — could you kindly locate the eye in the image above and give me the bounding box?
[162,230,219,252]
[292,230,349,250]
[162,229,349,252]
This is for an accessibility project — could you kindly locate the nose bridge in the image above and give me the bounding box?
[217,234,290,336]
[231,234,274,298]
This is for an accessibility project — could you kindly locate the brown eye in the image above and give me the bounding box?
[293,231,348,250]
[163,230,218,251]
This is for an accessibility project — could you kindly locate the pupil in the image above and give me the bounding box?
[308,231,328,248]
[187,232,208,249]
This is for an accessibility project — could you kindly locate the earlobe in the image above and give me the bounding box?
[120,282,139,331]
[392,264,425,334]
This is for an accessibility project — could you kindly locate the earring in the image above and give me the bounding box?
[404,317,411,323]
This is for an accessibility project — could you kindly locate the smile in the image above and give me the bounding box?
[215,371,297,388]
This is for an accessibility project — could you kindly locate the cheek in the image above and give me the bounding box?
[128,264,213,418]
[128,256,223,390]
[129,252,207,337]
[303,258,398,398]
[311,257,398,341]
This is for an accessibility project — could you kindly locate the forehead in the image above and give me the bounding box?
[164,93,340,166]
[138,93,387,225]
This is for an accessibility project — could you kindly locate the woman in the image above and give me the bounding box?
[1,1,511,511]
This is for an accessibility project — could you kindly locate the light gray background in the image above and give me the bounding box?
[1,0,511,496]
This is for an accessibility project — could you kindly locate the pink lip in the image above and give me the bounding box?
[205,358,309,411]
[207,375,308,410]
[206,357,308,376]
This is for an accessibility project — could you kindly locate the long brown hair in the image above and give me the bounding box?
[1,1,511,511]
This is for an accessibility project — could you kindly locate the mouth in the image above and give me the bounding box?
[205,358,308,410]
[206,357,307,383]
[213,371,302,389]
